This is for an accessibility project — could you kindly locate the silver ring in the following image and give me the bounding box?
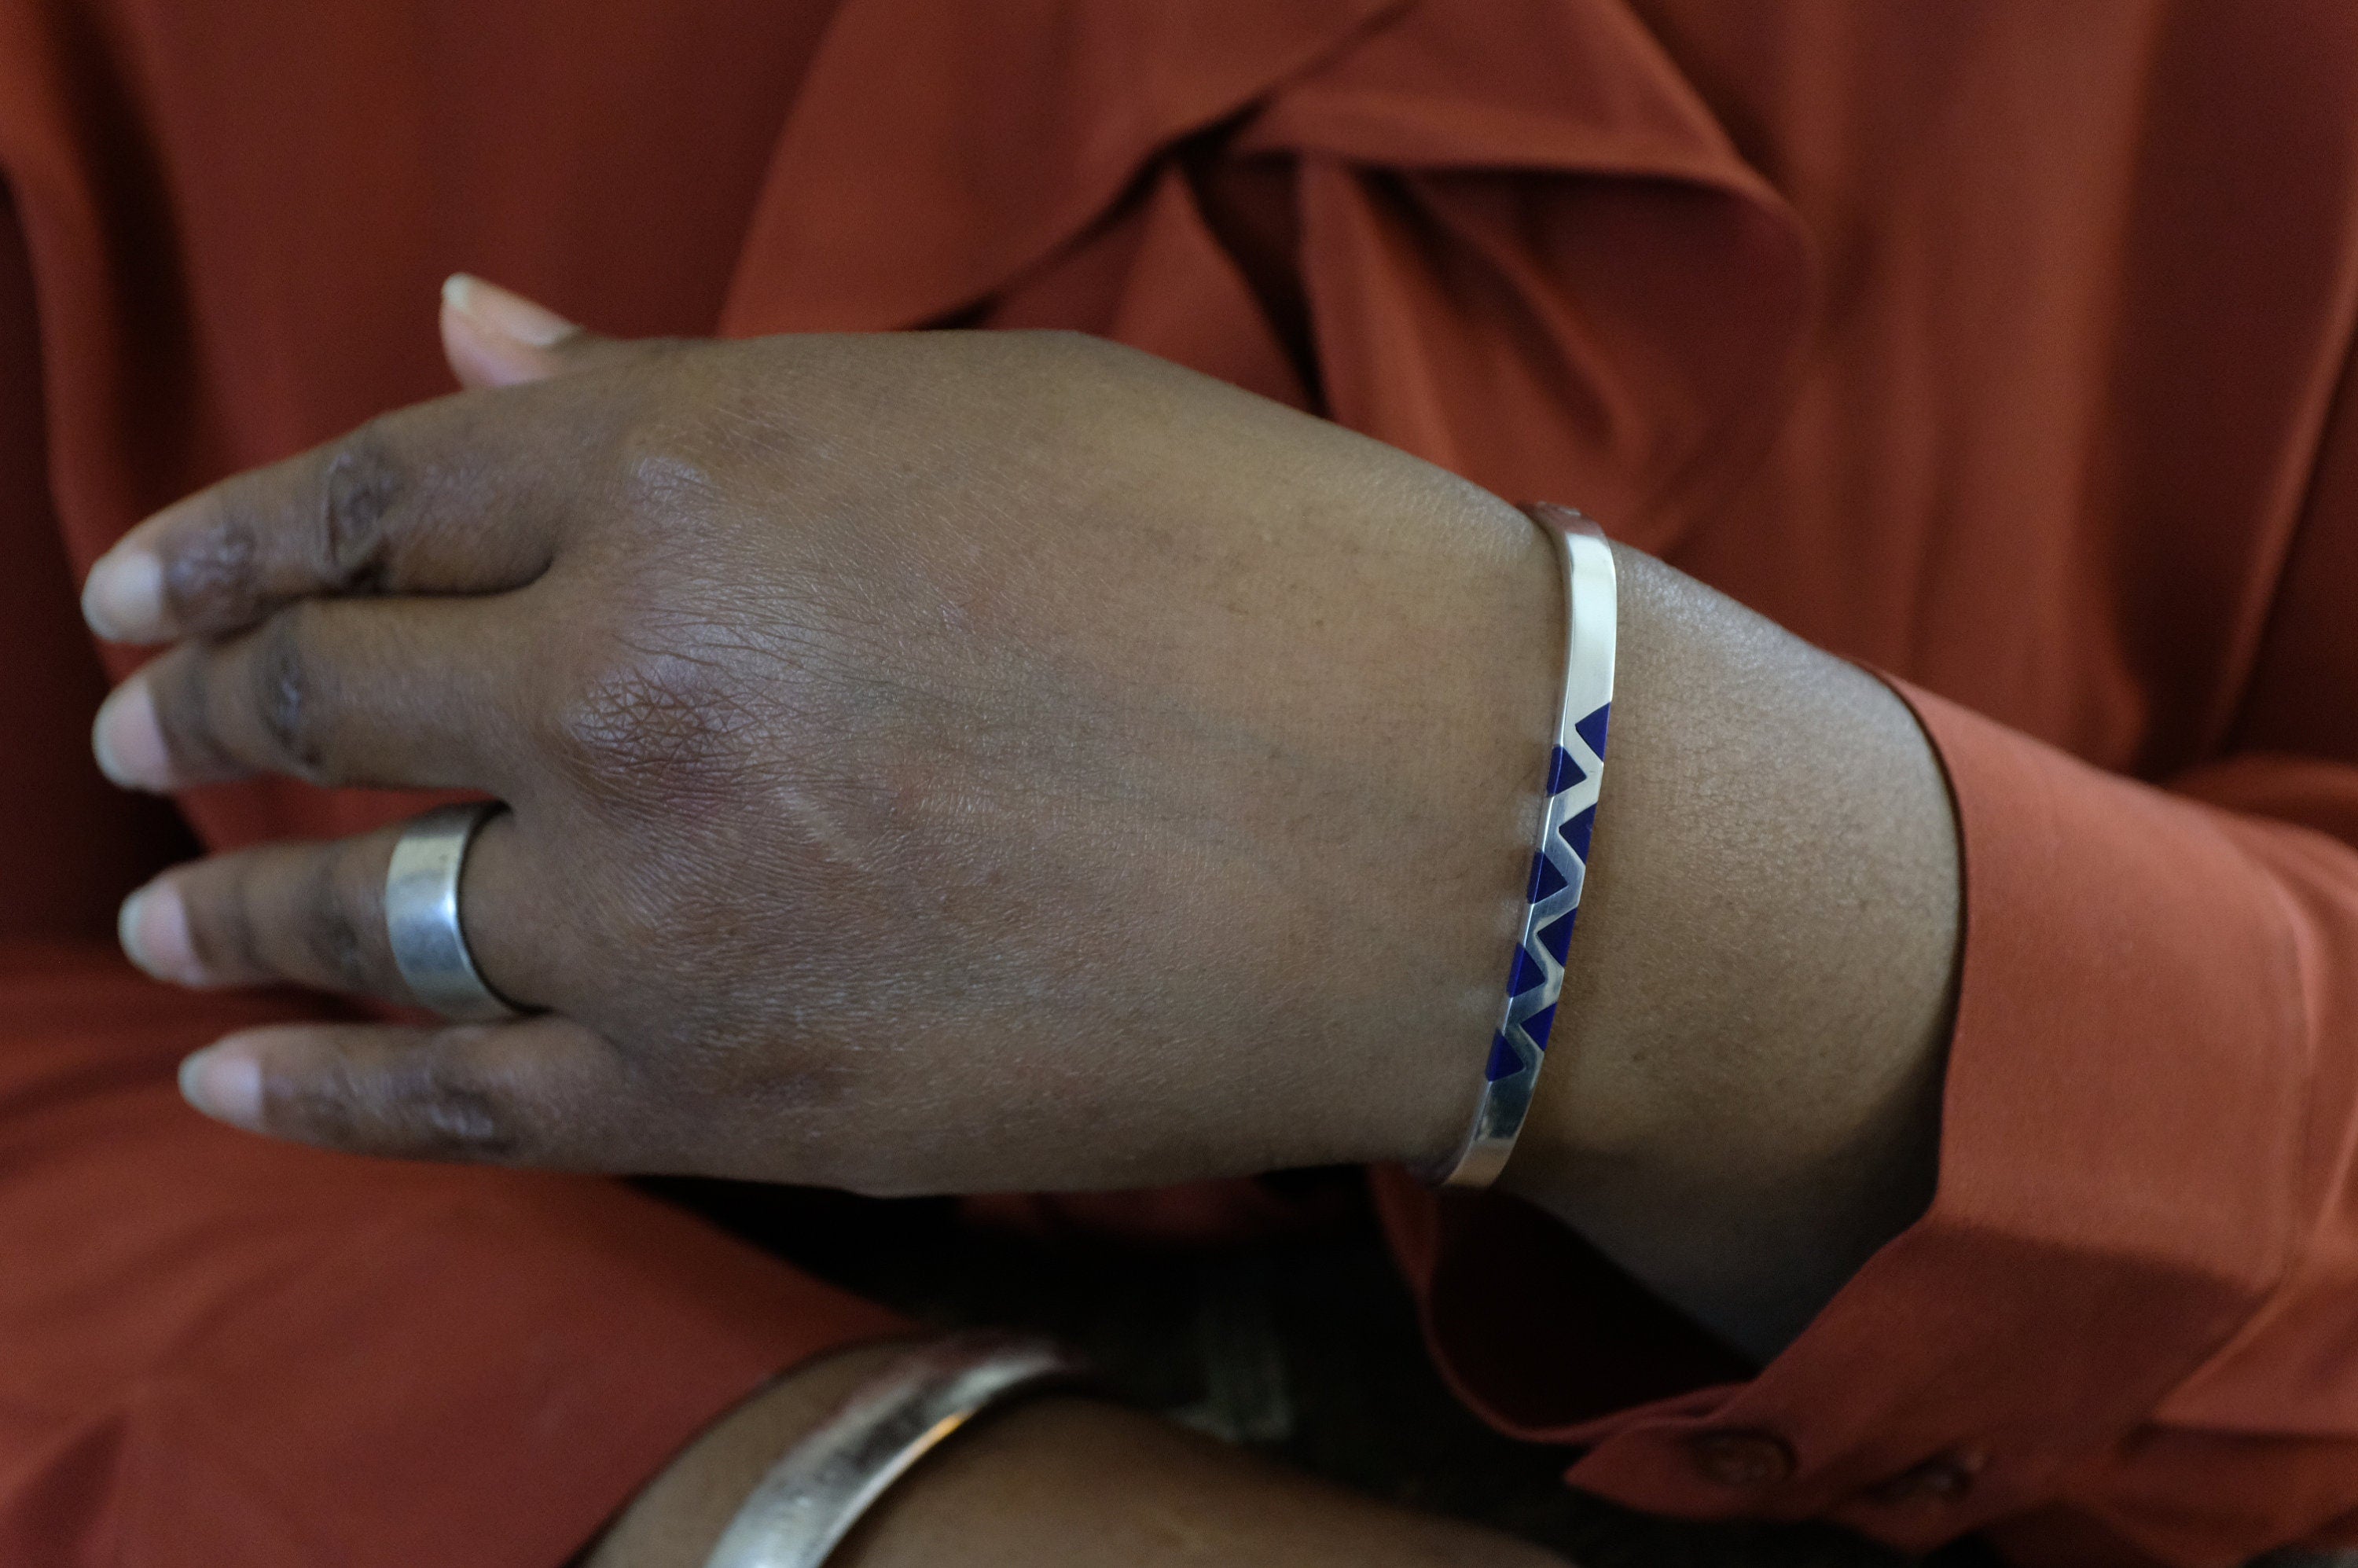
[384,802,523,1022]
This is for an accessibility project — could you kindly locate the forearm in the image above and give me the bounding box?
[1500,546,1959,1362]
[583,1345,1569,1568]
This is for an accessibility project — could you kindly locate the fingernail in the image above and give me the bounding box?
[81,546,165,642]
[179,1041,263,1130]
[92,677,171,791]
[119,879,204,985]
[442,274,577,349]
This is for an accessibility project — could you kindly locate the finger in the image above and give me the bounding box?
[119,808,552,1011]
[439,274,658,390]
[79,365,617,648]
[176,1015,643,1167]
[94,597,533,793]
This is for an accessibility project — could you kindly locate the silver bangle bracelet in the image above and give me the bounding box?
[700,1332,1090,1568]
[1430,505,1618,1189]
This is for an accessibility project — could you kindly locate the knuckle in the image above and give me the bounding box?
[318,425,404,589]
[295,850,377,993]
[616,447,719,516]
[183,867,266,979]
[542,625,764,812]
[149,653,241,780]
[251,607,335,780]
[395,1067,523,1159]
[278,1046,527,1160]
[161,504,261,628]
[608,404,722,517]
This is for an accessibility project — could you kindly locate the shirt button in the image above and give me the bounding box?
[1866,1450,1985,1505]
[1685,1429,1797,1489]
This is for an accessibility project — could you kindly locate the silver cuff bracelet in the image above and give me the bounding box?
[1430,505,1618,1188]
[700,1331,1089,1568]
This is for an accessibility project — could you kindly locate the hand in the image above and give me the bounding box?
[88,279,1563,1193]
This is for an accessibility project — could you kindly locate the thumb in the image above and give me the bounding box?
[439,273,635,390]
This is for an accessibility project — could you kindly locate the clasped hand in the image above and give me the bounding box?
[85,285,1564,1195]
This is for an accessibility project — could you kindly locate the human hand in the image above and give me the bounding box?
[86,279,1563,1192]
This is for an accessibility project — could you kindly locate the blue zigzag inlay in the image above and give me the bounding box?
[1537,910,1577,964]
[1575,702,1611,762]
[1545,745,1585,795]
[1485,1033,1522,1082]
[1558,804,1596,862]
[1491,691,1605,1085]
[1528,850,1566,903]
[1453,513,1614,1182]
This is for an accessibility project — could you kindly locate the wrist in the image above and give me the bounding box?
[836,1395,1573,1568]
[1331,493,1569,1174]
[1490,547,1958,1357]
[578,1340,916,1568]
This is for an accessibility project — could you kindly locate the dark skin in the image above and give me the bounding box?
[84,278,1959,1556]
[578,1342,1575,1568]
[101,321,1563,1195]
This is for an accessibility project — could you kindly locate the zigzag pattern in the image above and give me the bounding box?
[1486,706,1608,1083]
[1438,514,1618,1189]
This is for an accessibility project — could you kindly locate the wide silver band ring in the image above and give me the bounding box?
[384,802,523,1022]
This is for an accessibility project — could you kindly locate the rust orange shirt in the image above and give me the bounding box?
[4,2,2358,1563]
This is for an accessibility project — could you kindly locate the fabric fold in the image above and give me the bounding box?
[725,0,1815,549]
[722,0,1405,336]
[0,946,909,1568]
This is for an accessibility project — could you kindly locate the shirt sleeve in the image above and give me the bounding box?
[1372,283,2358,1564]
[0,942,908,1568]
[1374,674,2358,1568]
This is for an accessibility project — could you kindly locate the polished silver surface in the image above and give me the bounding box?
[701,1332,1089,1568]
[1433,512,1618,1189]
[383,802,523,1022]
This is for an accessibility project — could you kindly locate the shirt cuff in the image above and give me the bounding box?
[1375,679,2309,1562]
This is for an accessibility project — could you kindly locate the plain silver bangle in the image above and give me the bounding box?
[700,1331,1089,1568]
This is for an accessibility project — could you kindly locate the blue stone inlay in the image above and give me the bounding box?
[1537,910,1576,964]
[1545,744,1585,795]
[1528,850,1567,903]
[1558,805,1596,862]
[1576,702,1611,762]
[1486,1033,1522,1082]
[1457,535,1614,1171]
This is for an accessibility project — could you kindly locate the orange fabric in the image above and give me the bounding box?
[0,945,905,1566]
[0,8,913,1568]
[3,2,2358,1564]
[0,190,182,942]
